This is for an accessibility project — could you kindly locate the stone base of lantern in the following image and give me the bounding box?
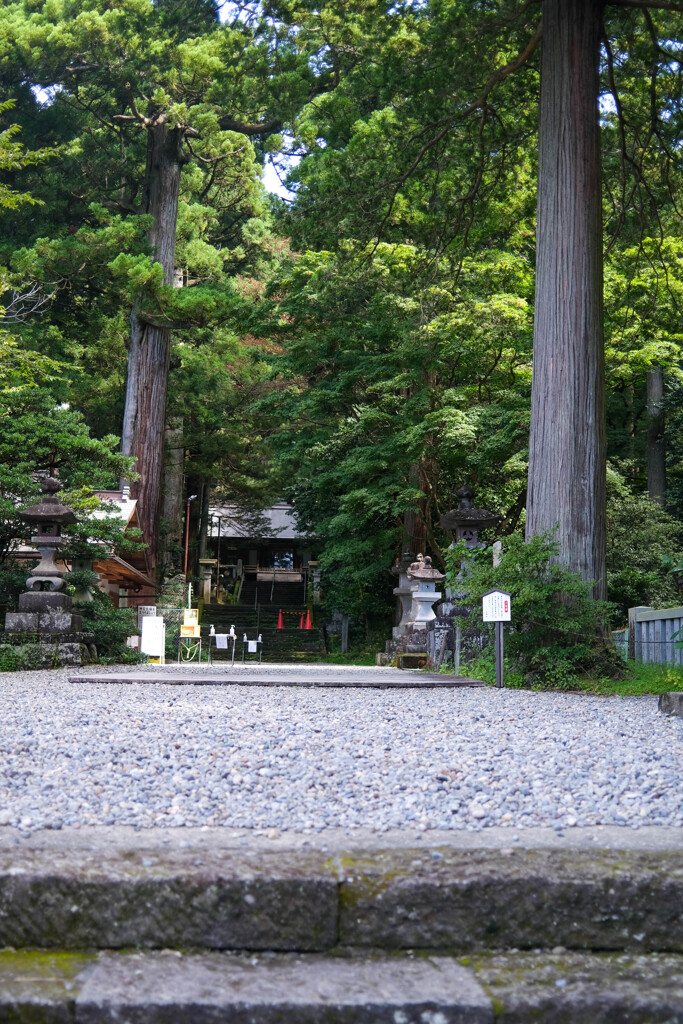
[385,623,431,663]
[5,610,84,634]
[2,623,96,667]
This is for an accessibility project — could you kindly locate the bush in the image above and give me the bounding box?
[0,644,54,671]
[606,470,682,619]
[445,532,622,688]
[78,590,143,664]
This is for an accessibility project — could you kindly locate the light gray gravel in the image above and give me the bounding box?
[0,667,680,834]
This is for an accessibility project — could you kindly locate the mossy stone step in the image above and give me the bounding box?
[0,837,681,953]
[1,949,682,1023]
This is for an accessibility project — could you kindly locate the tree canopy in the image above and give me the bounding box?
[1,0,682,630]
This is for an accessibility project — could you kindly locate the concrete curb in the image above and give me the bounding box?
[0,836,681,953]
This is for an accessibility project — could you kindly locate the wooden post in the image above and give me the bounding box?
[495,620,504,689]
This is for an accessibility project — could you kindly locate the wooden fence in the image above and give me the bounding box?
[628,605,683,665]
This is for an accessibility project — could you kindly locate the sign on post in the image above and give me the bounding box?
[482,590,511,688]
[482,590,511,622]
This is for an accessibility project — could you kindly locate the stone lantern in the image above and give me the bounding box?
[4,475,93,665]
[439,486,500,550]
[406,554,446,625]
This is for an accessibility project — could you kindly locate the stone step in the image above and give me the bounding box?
[1,949,682,1023]
[70,668,485,687]
[0,834,681,953]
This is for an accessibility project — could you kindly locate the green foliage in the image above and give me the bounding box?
[605,468,683,619]
[576,661,683,698]
[445,533,620,688]
[0,373,137,563]
[79,590,142,664]
[0,643,47,672]
[0,558,32,610]
[0,98,53,212]
[260,241,532,616]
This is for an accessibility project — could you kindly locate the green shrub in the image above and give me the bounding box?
[79,590,143,664]
[0,643,55,671]
[445,532,622,689]
[0,559,34,610]
[606,470,682,618]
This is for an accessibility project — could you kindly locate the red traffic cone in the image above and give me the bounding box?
[304,609,312,630]
[299,613,305,630]
[277,609,284,630]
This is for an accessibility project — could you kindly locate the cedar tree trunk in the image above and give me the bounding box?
[159,414,185,575]
[403,462,428,556]
[647,365,666,506]
[121,122,185,571]
[526,0,607,599]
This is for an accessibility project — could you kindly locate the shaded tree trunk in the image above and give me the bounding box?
[647,365,666,506]
[526,0,606,599]
[403,462,428,556]
[121,123,185,572]
[159,414,185,576]
[198,480,210,562]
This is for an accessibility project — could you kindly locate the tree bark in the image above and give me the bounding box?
[159,414,184,576]
[526,0,607,599]
[647,365,666,506]
[403,462,428,556]
[121,123,184,572]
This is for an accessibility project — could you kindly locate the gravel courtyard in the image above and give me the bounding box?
[0,667,680,834]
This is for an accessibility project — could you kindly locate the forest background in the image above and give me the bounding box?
[1,0,683,649]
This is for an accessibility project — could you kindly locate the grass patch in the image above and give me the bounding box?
[576,660,683,696]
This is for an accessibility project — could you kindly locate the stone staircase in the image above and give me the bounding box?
[200,601,326,663]
[0,830,681,1020]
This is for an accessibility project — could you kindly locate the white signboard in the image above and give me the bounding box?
[141,615,166,657]
[482,590,511,622]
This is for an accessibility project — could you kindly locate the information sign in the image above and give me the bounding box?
[141,615,166,658]
[482,590,512,622]
[137,605,156,628]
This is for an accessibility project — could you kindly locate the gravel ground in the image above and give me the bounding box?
[0,667,680,834]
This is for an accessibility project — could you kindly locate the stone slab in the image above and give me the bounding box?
[472,950,683,1024]
[337,846,683,953]
[659,691,683,717]
[4,610,39,631]
[69,670,485,688]
[77,953,491,1024]
[0,846,337,951]
[18,592,72,613]
[0,951,492,1024]
[1,950,682,1024]
[38,611,83,633]
[2,822,682,857]
[0,834,681,953]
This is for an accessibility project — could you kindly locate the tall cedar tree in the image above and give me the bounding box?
[0,0,337,568]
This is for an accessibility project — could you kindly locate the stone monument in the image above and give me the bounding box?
[4,475,95,666]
